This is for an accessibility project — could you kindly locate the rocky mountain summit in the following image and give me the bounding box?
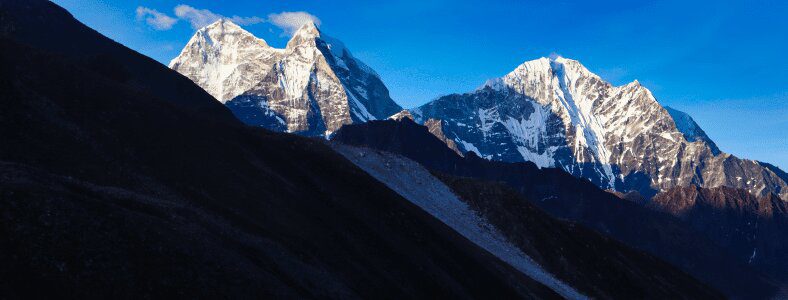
[410,56,787,199]
[170,20,401,136]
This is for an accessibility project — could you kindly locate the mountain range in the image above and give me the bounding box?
[1,0,786,298]
[167,19,788,295]
[171,20,787,203]
[0,0,737,298]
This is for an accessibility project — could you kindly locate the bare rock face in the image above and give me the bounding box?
[389,111,461,156]
[424,119,462,156]
[170,20,401,136]
[411,56,787,200]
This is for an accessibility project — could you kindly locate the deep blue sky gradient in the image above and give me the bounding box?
[53,0,787,168]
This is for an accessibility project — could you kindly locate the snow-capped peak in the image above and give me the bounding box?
[170,18,401,136]
[414,55,788,200]
[295,20,319,35]
[621,79,643,89]
[511,57,553,77]
[198,19,269,48]
[546,56,603,83]
[168,19,278,103]
[286,21,322,48]
[483,56,605,93]
[204,19,240,32]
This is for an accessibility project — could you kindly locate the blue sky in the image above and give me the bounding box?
[53,0,787,168]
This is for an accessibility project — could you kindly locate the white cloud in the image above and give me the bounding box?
[174,5,222,29]
[135,5,311,32]
[174,5,264,29]
[229,15,266,26]
[268,11,321,36]
[136,6,177,30]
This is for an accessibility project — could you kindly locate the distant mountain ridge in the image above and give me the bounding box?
[409,56,787,200]
[170,19,401,136]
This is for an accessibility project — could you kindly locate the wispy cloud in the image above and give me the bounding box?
[136,7,177,30]
[135,5,320,34]
[137,5,265,30]
[268,11,321,36]
[230,15,266,26]
[174,5,264,29]
[173,5,221,29]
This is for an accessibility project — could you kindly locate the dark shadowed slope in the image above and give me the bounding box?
[650,186,788,282]
[0,0,236,124]
[332,118,778,299]
[0,0,564,298]
[332,142,721,299]
[437,175,721,300]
